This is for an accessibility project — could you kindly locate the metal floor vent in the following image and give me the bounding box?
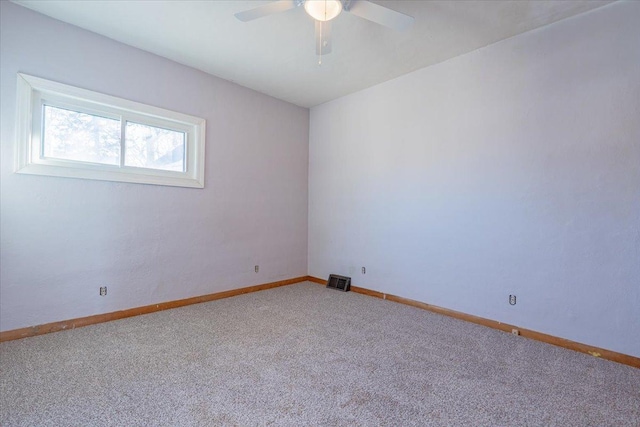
[326,274,351,292]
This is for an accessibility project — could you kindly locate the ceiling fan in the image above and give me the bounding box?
[235,0,414,62]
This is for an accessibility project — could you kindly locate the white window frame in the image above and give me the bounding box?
[15,73,206,188]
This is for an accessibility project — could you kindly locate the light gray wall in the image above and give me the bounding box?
[309,1,639,357]
[0,2,309,331]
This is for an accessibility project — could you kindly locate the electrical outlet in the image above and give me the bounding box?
[509,295,516,305]
[99,286,107,296]
[362,267,366,274]
[255,265,259,273]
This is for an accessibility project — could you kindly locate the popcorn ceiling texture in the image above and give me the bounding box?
[1,283,638,426]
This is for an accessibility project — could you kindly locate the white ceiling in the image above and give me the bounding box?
[13,0,613,108]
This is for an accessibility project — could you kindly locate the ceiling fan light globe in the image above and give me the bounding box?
[304,0,342,22]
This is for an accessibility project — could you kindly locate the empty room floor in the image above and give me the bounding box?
[1,282,638,426]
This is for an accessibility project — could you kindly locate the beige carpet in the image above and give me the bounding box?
[1,282,638,426]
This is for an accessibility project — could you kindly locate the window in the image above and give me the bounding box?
[15,73,206,188]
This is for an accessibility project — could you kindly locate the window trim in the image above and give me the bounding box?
[15,73,206,188]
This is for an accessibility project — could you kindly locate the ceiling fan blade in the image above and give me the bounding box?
[234,0,297,22]
[315,20,332,55]
[346,0,414,31]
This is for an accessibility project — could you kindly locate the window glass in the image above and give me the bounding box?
[43,105,120,165]
[124,122,185,172]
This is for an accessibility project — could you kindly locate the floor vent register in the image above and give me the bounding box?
[326,274,351,292]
